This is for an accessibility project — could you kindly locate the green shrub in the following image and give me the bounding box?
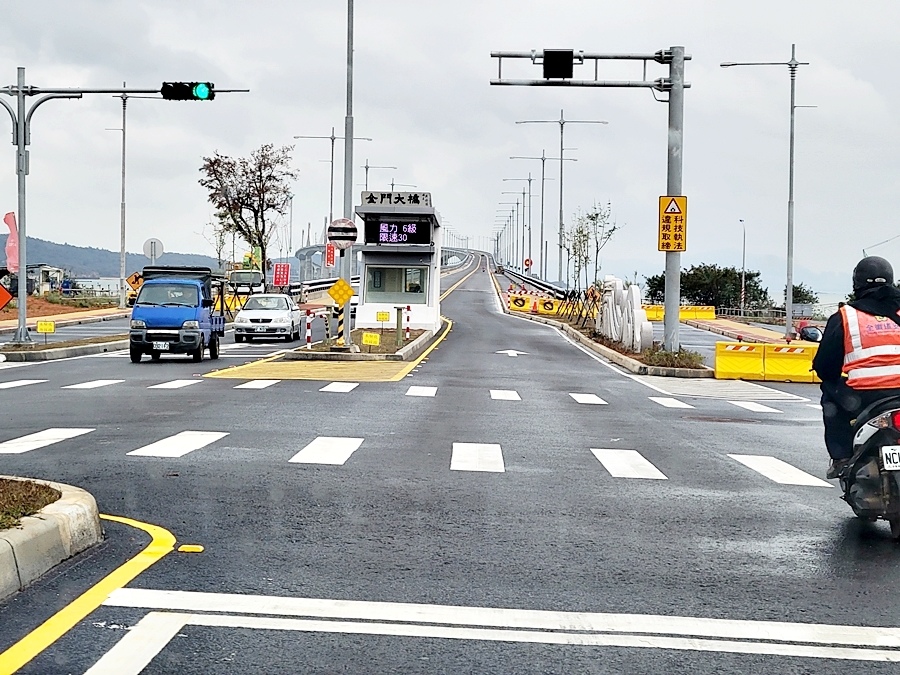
[641,343,706,369]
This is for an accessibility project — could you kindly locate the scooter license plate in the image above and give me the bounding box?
[152,341,169,351]
[880,446,900,471]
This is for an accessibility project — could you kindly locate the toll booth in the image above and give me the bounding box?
[354,191,442,332]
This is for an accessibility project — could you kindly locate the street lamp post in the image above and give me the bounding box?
[294,128,372,226]
[390,179,416,191]
[105,85,128,309]
[503,177,536,274]
[362,159,397,191]
[740,219,746,315]
[499,197,521,269]
[721,45,809,340]
[511,151,567,279]
[517,110,607,283]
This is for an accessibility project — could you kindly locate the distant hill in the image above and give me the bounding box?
[0,235,219,278]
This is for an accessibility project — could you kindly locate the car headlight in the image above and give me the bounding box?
[272,317,290,324]
[182,320,200,330]
[235,315,250,324]
[130,319,146,329]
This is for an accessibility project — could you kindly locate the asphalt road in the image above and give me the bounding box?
[0,317,131,345]
[3,258,899,674]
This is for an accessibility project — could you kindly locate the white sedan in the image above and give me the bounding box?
[233,294,303,342]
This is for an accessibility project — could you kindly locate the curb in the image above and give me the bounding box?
[0,339,130,361]
[0,476,103,603]
[281,328,436,362]
[0,311,130,336]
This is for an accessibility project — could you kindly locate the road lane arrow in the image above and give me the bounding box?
[496,350,528,357]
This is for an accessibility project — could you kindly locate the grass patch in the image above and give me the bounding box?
[1,334,128,352]
[44,293,118,309]
[641,343,706,369]
[0,478,60,530]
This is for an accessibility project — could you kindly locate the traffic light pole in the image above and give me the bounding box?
[0,67,247,345]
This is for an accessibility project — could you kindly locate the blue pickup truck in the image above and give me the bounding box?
[129,266,226,363]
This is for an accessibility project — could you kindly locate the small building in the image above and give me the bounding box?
[354,191,442,332]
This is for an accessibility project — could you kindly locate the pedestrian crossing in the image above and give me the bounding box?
[0,426,834,488]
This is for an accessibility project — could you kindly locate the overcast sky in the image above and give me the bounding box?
[1,1,898,300]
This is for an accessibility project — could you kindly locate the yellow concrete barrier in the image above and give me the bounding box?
[641,305,715,321]
[536,298,559,315]
[714,342,766,380]
[508,294,530,312]
[763,344,820,383]
[642,305,664,321]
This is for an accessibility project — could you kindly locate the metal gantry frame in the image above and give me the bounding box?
[0,67,247,344]
[491,47,691,351]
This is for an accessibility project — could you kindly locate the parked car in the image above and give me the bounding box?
[233,293,303,342]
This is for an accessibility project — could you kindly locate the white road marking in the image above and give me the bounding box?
[62,379,125,390]
[649,397,695,409]
[234,379,280,389]
[569,393,608,405]
[127,431,229,458]
[728,400,783,413]
[451,442,505,472]
[147,380,200,390]
[0,379,47,389]
[289,436,364,465]
[101,588,900,664]
[591,449,668,480]
[219,343,250,350]
[406,386,437,397]
[728,454,832,488]
[807,404,823,410]
[0,428,94,454]
[490,389,521,401]
[320,382,359,393]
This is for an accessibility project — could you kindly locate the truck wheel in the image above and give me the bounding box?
[209,335,220,360]
[235,334,244,343]
[129,348,142,364]
[192,340,204,363]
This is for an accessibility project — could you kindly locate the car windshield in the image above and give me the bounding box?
[243,296,289,311]
[135,283,199,306]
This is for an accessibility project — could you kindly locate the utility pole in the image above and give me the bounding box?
[362,159,396,191]
[342,0,355,347]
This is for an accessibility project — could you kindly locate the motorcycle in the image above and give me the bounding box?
[840,396,900,538]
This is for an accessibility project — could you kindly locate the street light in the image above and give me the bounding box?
[504,178,534,274]
[390,179,416,191]
[739,219,746,315]
[511,151,568,279]
[721,45,810,339]
[361,159,397,191]
[499,196,522,268]
[294,128,372,226]
[517,110,607,282]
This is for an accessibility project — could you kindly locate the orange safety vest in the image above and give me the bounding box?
[841,305,900,389]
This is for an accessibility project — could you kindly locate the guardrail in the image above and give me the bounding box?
[501,269,566,299]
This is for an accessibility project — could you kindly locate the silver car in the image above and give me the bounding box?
[233,294,303,342]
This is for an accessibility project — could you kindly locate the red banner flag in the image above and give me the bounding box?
[3,212,17,274]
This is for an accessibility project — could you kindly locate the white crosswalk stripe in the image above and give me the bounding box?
[728,454,832,487]
[649,397,695,409]
[289,437,364,465]
[148,380,200,390]
[569,393,607,405]
[234,380,280,389]
[406,386,437,397]
[728,401,783,414]
[0,379,47,389]
[127,431,229,458]
[62,380,125,390]
[450,443,505,472]
[591,449,668,480]
[320,382,359,393]
[490,390,521,401]
[0,428,94,454]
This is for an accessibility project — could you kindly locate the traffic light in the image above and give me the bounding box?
[542,50,574,79]
[160,82,216,101]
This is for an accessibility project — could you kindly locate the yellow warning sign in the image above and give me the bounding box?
[376,311,390,322]
[327,277,354,305]
[658,196,687,252]
[362,332,381,346]
[36,320,55,334]
[126,272,143,291]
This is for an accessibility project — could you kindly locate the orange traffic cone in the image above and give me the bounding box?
[531,297,538,313]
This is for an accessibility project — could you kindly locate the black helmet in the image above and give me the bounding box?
[852,256,894,292]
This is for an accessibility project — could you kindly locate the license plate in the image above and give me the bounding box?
[256,326,267,332]
[881,446,900,471]
[152,341,169,351]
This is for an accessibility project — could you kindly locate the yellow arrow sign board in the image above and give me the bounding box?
[362,332,381,346]
[658,196,687,252]
[36,320,56,334]
[327,277,354,306]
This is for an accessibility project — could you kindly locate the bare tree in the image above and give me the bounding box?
[201,213,231,270]
[198,143,296,273]
[568,217,591,292]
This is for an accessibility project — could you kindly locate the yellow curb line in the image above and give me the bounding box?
[389,315,454,381]
[0,514,177,675]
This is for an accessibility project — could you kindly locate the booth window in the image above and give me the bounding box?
[365,266,428,304]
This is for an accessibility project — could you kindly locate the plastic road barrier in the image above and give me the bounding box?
[509,295,530,312]
[642,305,715,321]
[536,298,559,315]
[763,344,820,383]
[714,342,766,380]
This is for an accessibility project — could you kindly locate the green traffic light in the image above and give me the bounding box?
[192,83,211,100]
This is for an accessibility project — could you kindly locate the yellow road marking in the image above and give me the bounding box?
[177,544,204,553]
[204,258,479,382]
[0,514,176,675]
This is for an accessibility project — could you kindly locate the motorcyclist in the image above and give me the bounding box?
[812,256,900,478]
